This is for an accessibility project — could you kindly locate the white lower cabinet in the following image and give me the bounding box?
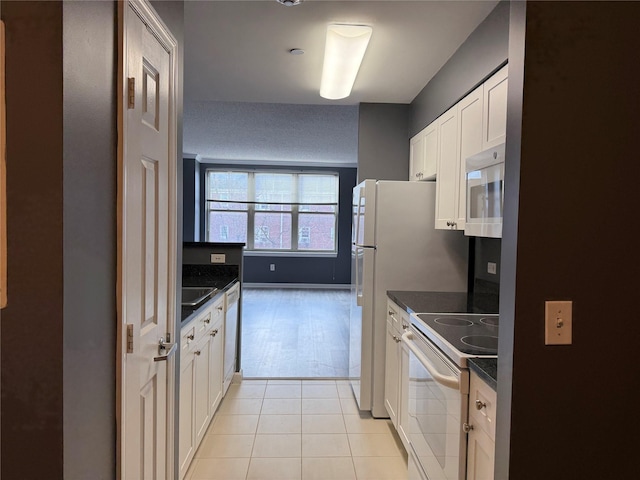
[384,298,410,451]
[466,423,495,480]
[178,346,195,479]
[179,295,225,480]
[466,371,497,480]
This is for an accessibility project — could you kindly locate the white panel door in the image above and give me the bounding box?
[119,2,177,479]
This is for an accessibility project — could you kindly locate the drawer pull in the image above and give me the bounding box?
[475,399,487,410]
[187,334,194,341]
[195,350,201,356]
[204,317,210,324]
[210,329,219,337]
[462,422,474,433]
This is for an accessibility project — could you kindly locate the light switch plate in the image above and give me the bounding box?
[487,262,497,274]
[210,253,225,264]
[545,300,572,345]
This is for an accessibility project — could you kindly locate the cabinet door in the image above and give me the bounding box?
[409,133,425,181]
[422,121,438,181]
[397,338,410,452]
[483,64,508,150]
[194,334,212,447]
[435,105,459,229]
[466,425,495,480]
[457,85,484,229]
[384,320,400,427]
[178,349,195,480]
[209,322,224,416]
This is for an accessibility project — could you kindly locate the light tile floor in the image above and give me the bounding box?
[185,379,409,480]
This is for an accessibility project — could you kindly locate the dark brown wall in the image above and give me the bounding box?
[1,2,64,478]
[497,2,640,478]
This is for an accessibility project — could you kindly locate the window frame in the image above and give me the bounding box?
[205,169,339,256]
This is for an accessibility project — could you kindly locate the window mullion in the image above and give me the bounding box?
[247,172,255,250]
[291,174,299,251]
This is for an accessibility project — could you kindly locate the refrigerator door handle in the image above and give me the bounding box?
[355,246,364,306]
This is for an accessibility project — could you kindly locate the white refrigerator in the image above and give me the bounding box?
[349,180,469,417]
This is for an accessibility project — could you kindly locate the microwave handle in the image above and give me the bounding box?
[402,332,460,390]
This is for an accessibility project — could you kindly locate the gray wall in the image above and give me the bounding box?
[497,2,640,478]
[184,101,358,166]
[1,1,184,478]
[183,157,199,242]
[357,103,410,183]
[62,2,117,478]
[409,0,509,136]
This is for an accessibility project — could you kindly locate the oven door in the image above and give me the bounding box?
[402,330,469,480]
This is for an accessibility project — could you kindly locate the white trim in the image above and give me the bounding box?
[197,156,357,169]
[243,250,337,259]
[117,1,178,479]
[243,283,351,290]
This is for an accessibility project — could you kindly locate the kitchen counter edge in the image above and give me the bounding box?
[181,278,239,325]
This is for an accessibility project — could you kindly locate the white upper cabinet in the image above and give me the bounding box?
[409,121,438,181]
[430,65,508,230]
[434,105,460,229]
[456,85,484,230]
[482,64,508,150]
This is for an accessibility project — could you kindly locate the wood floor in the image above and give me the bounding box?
[240,288,351,378]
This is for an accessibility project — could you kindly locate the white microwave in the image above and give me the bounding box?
[465,143,505,238]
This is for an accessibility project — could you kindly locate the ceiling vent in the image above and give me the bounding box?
[277,0,303,6]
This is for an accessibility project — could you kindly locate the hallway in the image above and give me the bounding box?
[184,379,408,480]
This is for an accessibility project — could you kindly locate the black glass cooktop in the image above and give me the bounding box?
[411,313,499,362]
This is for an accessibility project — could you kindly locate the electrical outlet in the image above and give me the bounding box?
[545,300,572,345]
[269,264,276,272]
[210,254,226,264]
[487,262,497,275]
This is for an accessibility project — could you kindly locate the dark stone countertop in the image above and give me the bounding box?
[181,277,238,324]
[387,290,499,315]
[468,358,497,390]
[387,289,499,390]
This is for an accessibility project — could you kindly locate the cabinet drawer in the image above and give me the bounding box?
[387,299,410,335]
[181,325,196,356]
[469,372,497,440]
[210,296,225,325]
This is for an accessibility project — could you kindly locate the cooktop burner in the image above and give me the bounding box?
[480,316,499,327]
[411,312,499,365]
[461,335,499,350]
[434,317,474,327]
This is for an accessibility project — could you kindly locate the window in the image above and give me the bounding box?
[206,170,339,254]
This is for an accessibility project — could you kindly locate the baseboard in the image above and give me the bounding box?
[243,283,351,290]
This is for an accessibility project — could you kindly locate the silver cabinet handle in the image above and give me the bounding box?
[462,422,474,433]
[187,334,194,341]
[402,323,409,330]
[210,328,219,337]
[154,338,177,362]
[392,335,401,343]
[194,350,201,356]
[475,399,486,410]
[204,317,210,324]
[217,306,224,311]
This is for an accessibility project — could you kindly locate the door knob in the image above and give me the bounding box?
[154,337,177,362]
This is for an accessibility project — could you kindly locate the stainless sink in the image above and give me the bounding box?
[181,286,217,306]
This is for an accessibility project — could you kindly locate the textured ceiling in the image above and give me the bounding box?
[184,0,500,106]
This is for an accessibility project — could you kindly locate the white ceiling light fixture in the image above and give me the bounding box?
[276,0,303,6]
[320,24,373,100]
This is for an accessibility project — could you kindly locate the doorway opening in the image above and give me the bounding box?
[240,287,350,378]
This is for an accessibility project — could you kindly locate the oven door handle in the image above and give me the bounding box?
[402,331,460,390]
